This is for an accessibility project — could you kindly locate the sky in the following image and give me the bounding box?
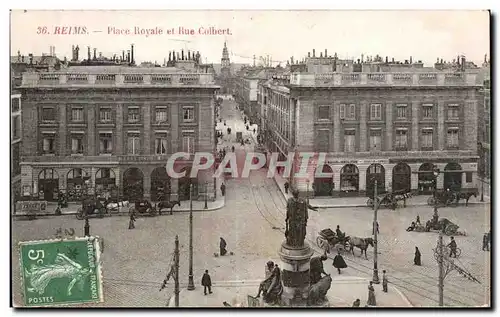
[10,10,490,67]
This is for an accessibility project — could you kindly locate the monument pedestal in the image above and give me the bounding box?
[278,241,314,306]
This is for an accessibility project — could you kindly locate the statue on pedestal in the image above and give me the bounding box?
[285,189,317,248]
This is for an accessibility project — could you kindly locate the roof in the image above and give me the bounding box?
[58,66,196,74]
[11,55,59,66]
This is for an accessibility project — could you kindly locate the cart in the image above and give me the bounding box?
[316,228,349,253]
[76,197,109,220]
[129,199,158,217]
[366,190,412,210]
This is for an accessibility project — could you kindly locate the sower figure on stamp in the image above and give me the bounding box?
[285,189,317,247]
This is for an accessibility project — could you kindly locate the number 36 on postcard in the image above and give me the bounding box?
[19,237,103,307]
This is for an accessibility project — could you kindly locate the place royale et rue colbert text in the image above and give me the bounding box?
[107,26,232,37]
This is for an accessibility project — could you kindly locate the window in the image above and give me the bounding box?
[71,107,84,122]
[71,135,84,154]
[447,128,459,147]
[155,108,168,123]
[183,107,194,122]
[183,135,195,154]
[466,172,473,183]
[369,129,382,151]
[155,136,168,155]
[317,129,330,152]
[344,130,356,153]
[127,134,140,155]
[318,106,330,120]
[42,107,56,121]
[340,104,356,120]
[447,104,459,120]
[370,104,382,120]
[12,116,20,139]
[422,104,433,119]
[99,133,113,154]
[11,98,20,112]
[99,107,112,122]
[396,104,407,119]
[42,134,55,154]
[395,129,408,149]
[127,107,140,123]
[422,129,433,149]
[340,104,345,119]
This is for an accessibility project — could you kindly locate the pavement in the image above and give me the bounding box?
[167,276,412,307]
[273,172,491,209]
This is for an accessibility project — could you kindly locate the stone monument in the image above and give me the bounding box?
[278,189,315,306]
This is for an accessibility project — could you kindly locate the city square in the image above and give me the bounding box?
[10,10,490,308]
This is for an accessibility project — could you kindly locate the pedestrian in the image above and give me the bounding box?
[336,225,344,240]
[332,250,347,274]
[84,218,90,237]
[231,145,235,152]
[201,270,213,295]
[284,181,289,194]
[128,212,136,230]
[382,270,388,292]
[352,298,361,307]
[482,233,489,251]
[224,120,227,126]
[414,246,421,266]
[246,125,249,131]
[253,128,256,134]
[220,237,227,256]
[448,237,457,258]
[416,215,421,225]
[220,183,226,197]
[367,281,376,306]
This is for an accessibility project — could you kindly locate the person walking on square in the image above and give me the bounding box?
[332,250,347,274]
[367,281,376,306]
[202,270,212,295]
[220,237,228,256]
[128,212,136,230]
[416,215,421,225]
[448,237,457,258]
[483,233,489,251]
[284,181,289,194]
[382,270,388,293]
[414,246,422,266]
[220,183,226,197]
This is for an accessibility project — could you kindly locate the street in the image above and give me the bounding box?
[11,98,491,307]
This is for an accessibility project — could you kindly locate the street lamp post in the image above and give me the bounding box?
[433,166,440,217]
[187,184,195,291]
[372,179,380,284]
[204,181,208,210]
[306,179,310,204]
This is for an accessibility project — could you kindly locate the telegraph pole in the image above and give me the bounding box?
[372,179,380,284]
[438,232,444,306]
[174,235,180,307]
[187,184,195,290]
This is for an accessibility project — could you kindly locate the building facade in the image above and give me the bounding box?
[11,94,22,199]
[260,71,481,198]
[19,67,219,202]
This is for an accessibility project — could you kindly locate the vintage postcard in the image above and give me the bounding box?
[10,10,491,308]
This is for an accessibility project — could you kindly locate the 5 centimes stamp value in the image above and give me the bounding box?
[19,237,103,307]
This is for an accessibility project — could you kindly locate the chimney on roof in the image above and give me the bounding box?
[320,52,323,58]
[88,47,91,61]
[29,53,33,64]
[457,55,460,65]
[177,52,180,61]
[127,50,131,63]
[173,50,176,61]
[313,49,316,57]
[325,49,327,57]
[93,48,97,60]
[385,56,388,63]
[461,56,466,70]
[21,55,24,62]
[392,57,395,63]
[440,58,443,64]
[410,56,413,64]
[168,51,172,62]
[72,45,75,61]
[75,45,79,61]
[181,49,184,60]
[131,44,135,65]
[99,52,102,59]
[188,50,191,60]
[308,52,310,58]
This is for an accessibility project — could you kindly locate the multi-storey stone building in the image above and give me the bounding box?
[11,93,22,198]
[259,69,481,198]
[19,66,219,202]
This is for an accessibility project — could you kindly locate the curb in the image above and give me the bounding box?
[13,199,226,219]
[272,176,489,209]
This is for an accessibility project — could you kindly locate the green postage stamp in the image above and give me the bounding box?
[19,237,103,307]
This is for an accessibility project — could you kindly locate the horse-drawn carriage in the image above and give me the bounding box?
[426,218,462,236]
[427,188,479,207]
[76,197,109,220]
[129,199,158,217]
[316,228,350,253]
[366,190,412,210]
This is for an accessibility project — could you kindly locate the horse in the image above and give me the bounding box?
[156,200,181,215]
[347,237,374,259]
[455,192,477,206]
